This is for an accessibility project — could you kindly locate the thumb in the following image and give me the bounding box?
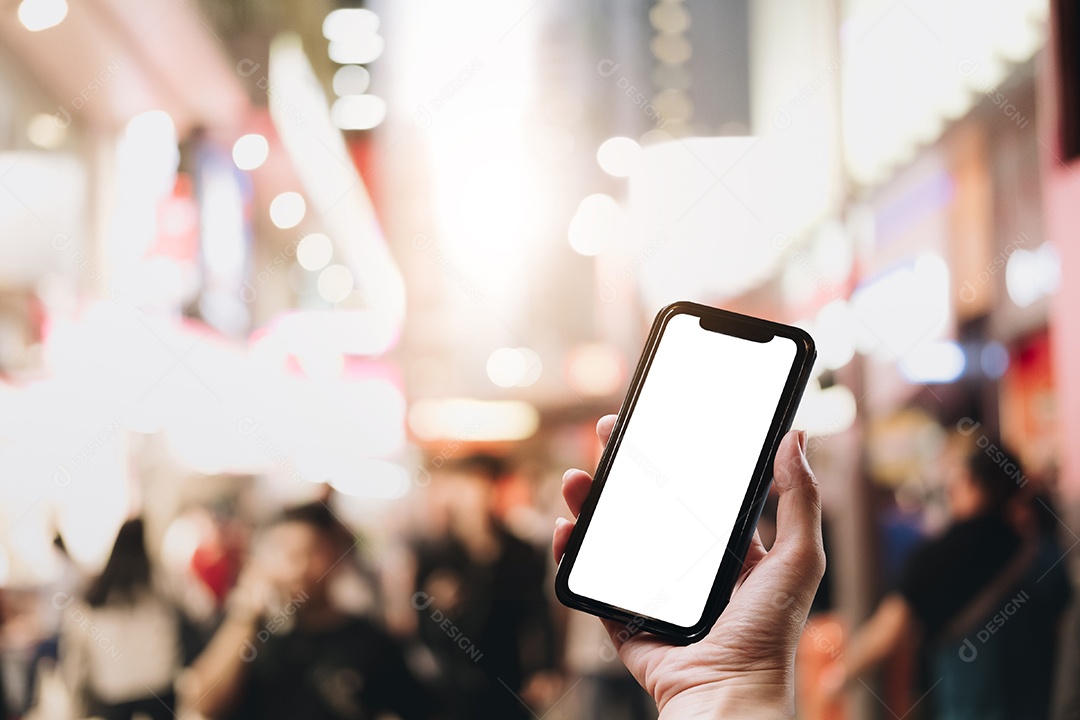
[770,430,825,582]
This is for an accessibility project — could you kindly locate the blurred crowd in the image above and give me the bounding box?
[0,452,655,720]
[0,423,1073,720]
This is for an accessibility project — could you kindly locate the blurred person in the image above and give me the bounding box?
[159,506,259,665]
[821,438,1071,720]
[59,518,182,720]
[877,482,929,592]
[553,417,826,718]
[310,487,386,621]
[184,502,434,720]
[1005,478,1074,720]
[1051,589,1080,720]
[23,533,82,715]
[410,454,558,720]
[2,588,47,715]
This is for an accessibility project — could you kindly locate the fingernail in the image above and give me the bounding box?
[798,430,808,454]
[562,469,577,483]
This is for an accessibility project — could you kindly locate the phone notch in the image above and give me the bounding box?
[698,315,775,344]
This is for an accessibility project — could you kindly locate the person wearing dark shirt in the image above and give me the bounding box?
[822,438,1069,720]
[411,454,557,720]
[897,512,1020,640]
[184,503,434,720]
[232,614,424,720]
[1005,489,1073,720]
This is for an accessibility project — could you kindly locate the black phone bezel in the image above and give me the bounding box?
[554,301,817,644]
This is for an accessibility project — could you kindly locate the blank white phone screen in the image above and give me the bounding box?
[567,313,798,628]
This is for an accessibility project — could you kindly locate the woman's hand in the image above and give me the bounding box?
[553,416,825,719]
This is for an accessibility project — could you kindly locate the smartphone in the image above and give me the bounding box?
[555,301,816,644]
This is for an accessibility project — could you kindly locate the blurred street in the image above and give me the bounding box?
[0,0,1076,718]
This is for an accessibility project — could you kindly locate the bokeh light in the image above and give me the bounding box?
[328,36,385,65]
[486,347,542,388]
[566,343,625,397]
[332,65,371,96]
[596,136,643,177]
[568,193,620,256]
[232,133,269,170]
[17,0,67,31]
[331,95,387,131]
[296,233,333,271]
[317,264,354,303]
[269,191,306,229]
[27,112,66,148]
[322,8,379,40]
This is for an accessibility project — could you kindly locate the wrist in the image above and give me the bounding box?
[656,676,793,720]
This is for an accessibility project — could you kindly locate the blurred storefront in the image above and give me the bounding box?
[0,0,415,585]
[0,0,242,580]
[744,0,1070,717]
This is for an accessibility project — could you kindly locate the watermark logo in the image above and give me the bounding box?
[956,418,1028,489]
[622,441,670,488]
[411,592,484,662]
[50,233,121,301]
[805,619,843,662]
[958,232,1029,304]
[53,57,126,129]
[598,232,671,304]
[240,592,309,662]
[240,237,300,304]
[53,415,123,488]
[955,59,1030,129]
[770,232,846,303]
[598,591,669,662]
[236,417,311,485]
[51,592,123,661]
[596,59,669,129]
[772,57,843,130]
[411,414,484,488]
[958,590,1029,662]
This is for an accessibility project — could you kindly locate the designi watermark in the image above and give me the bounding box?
[958,590,1029,662]
[240,591,309,662]
[412,592,484,662]
[52,592,123,661]
[956,418,1029,489]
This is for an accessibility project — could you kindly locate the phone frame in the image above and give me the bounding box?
[554,301,817,644]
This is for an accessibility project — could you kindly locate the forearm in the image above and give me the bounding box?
[838,595,913,683]
[184,615,258,716]
[839,629,887,682]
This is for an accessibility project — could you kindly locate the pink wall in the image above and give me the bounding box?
[1040,11,1080,522]
[1045,172,1080,507]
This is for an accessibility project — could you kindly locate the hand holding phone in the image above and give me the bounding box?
[555,303,816,640]
[552,302,826,717]
[552,419,825,719]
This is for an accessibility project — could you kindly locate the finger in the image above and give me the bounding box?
[600,617,667,656]
[561,469,593,518]
[734,531,768,591]
[596,415,617,446]
[553,517,574,563]
[742,530,767,574]
[770,430,825,582]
